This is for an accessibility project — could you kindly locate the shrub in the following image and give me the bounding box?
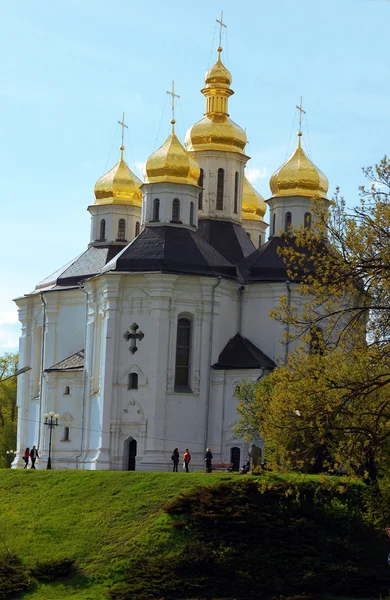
[0,554,36,599]
[32,558,76,580]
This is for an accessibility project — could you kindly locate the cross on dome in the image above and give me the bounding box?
[216,10,227,51]
[166,81,180,132]
[296,97,306,133]
[117,112,128,150]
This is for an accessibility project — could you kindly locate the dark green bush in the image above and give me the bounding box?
[0,554,36,599]
[32,557,76,580]
[109,479,389,600]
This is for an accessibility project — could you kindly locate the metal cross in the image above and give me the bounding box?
[118,112,128,147]
[296,97,306,132]
[216,10,227,48]
[166,81,180,126]
[123,323,144,354]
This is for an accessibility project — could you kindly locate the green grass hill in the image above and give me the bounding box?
[0,470,388,600]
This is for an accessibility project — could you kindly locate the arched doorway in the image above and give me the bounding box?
[230,447,240,471]
[128,439,137,471]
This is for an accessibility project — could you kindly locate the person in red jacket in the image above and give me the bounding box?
[183,449,191,473]
[23,447,30,469]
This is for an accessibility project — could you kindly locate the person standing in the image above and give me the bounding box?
[205,448,213,473]
[30,446,39,469]
[183,448,191,473]
[171,448,180,472]
[23,447,30,469]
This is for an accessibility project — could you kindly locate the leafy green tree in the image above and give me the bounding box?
[236,157,390,483]
[0,353,18,468]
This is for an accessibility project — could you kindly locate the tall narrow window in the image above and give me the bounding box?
[198,168,204,210]
[172,198,180,222]
[234,172,239,213]
[117,218,126,241]
[190,202,195,226]
[216,168,224,210]
[128,373,138,390]
[258,234,262,247]
[153,198,160,221]
[304,212,312,229]
[272,214,276,236]
[285,212,292,231]
[99,219,106,241]
[135,221,140,237]
[64,385,70,396]
[174,317,192,391]
[62,427,70,442]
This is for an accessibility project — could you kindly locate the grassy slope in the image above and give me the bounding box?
[0,470,234,599]
[0,470,384,600]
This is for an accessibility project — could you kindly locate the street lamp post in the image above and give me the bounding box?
[44,412,59,470]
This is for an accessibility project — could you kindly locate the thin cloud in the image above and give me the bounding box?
[246,167,267,184]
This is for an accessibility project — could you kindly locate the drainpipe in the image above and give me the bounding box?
[38,292,47,449]
[75,284,89,469]
[237,285,245,334]
[204,276,222,451]
[285,280,291,362]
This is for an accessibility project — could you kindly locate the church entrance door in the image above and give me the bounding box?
[230,447,240,471]
[128,439,137,471]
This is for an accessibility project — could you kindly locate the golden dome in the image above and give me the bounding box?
[144,125,200,186]
[242,177,267,221]
[185,48,247,154]
[270,133,328,199]
[94,147,142,206]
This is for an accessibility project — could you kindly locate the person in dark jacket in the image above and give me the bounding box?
[30,446,39,469]
[205,448,213,473]
[171,448,180,472]
[23,447,30,469]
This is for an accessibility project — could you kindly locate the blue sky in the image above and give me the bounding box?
[1,0,389,354]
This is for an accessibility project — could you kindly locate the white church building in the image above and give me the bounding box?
[13,42,329,471]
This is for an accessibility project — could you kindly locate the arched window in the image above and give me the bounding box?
[285,212,292,231]
[216,168,224,210]
[64,385,70,395]
[99,219,106,241]
[272,214,276,236]
[174,317,192,391]
[190,202,195,226]
[117,218,126,241]
[304,212,312,229]
[153,198,160,221]
[135,221,140,237]
[128,373,138,390]
[198,168,204,210]
[234,172,239,213]
[258,234,262,247]
[172,198,180,222]
[62,427,70,442]
[310,326,324,355]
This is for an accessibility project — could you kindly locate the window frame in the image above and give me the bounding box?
[99,219,106,241]
[117,218,126,241]
[171,198,181,223]
[190,201,195,226]
[285,211,292,231]
[216,168,224,210]
[174,315,193,392]
[152,198,160,221]
[198,168,204,210]
[234,171,239,213]
[128,373,139,390]
[304,212,312,229]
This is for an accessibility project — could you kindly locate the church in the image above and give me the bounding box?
[12,36,329,471]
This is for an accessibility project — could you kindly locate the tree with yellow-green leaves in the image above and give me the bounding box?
[236,157,390,484]
[0,353,18,468]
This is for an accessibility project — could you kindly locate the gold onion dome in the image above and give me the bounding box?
[185,47,247,154]
[270,133,328,199]
[94,147,142,206]
[242,177,267,221]
[144,123,200,186]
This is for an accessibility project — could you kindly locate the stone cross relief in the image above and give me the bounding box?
[123,323,144,354]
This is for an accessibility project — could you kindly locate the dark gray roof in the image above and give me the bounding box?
[102,226,237,279]
[46,350,85,372]
[212,333,276,370]
[197,219,255,268]
[36,245,125,289]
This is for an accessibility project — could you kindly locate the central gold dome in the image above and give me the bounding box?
[185,48,247,154]
[94,147,142,206]
[270,133,328,199]
[242,177,267,221]
[144,126,200,186]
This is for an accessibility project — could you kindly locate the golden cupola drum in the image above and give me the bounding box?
[94,147,142,206]
[270,132,328,199]
[185,47,247,154]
